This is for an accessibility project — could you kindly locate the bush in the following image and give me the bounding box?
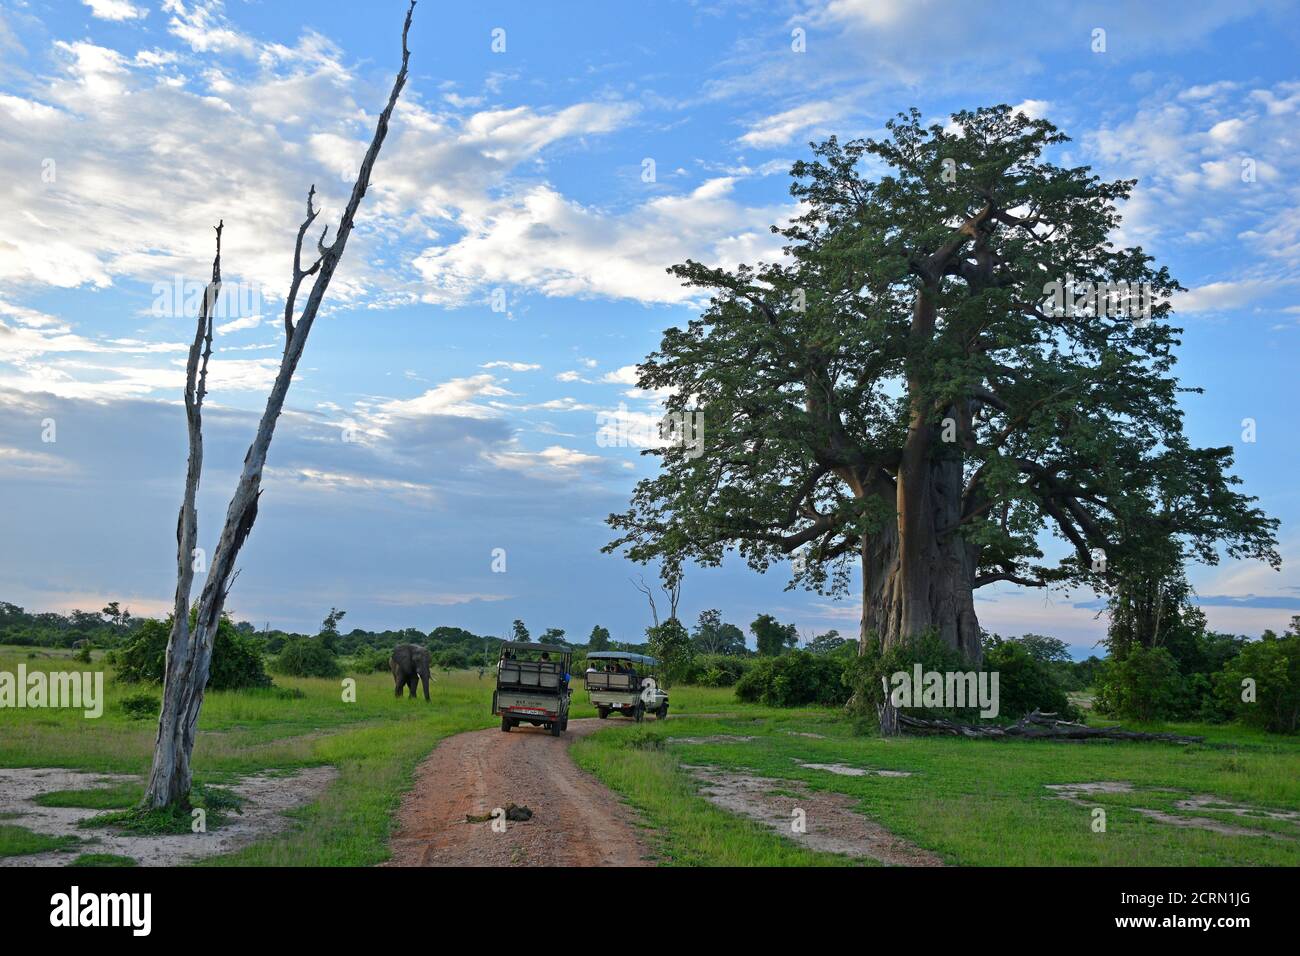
[683,653,754,687]
[647,619,694,686]
[433,647,470,670]
[114,616,271,690]
[274,638,342,678]
[735,650,848,707]
[1094,645,1186,722]
[209,627,273,690]
[1212,628,1300,734]
[118,692,159,720]
[981,639,1077,720]
[1049,655,1104,692]
[843,631,976,721]
[351,647,391,673]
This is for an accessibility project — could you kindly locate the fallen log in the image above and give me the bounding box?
[895,710,1204,744]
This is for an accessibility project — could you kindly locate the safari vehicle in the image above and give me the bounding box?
[492,642,572,736]
[584,651,668,722]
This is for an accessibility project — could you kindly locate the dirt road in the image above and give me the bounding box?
[384,718,653,867]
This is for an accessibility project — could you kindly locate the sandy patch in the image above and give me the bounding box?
[1046,781,1298,840]
[0,766,337,866]
[682,764,943,866]
[666,735,756,745]
[796,761,912,777]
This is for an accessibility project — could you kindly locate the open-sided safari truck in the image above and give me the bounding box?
[584,651,668,722]
[492,642,572,736]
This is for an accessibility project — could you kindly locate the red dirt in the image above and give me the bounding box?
[384,718,653,867]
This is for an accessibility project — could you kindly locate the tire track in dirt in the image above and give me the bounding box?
[384,718,652,867]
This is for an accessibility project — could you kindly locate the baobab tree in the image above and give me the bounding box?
[145,1,418,810]
[606,107,1278,663]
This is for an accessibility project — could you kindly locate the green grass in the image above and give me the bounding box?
[0,646,508,865]
[0,823,82,857]
[70,853,138,867]
[34,782,142,809]
[572,722,860,866]
[83,783,245,834]
[574,708,1300,866]
[5,644,1298,867]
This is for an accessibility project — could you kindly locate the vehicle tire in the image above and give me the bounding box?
[634,702,644,723]
[549,720,562,737]
[597,706,608,719]
[501,716,512,732]
[658,704,669,720]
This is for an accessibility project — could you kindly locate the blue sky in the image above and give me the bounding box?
[1,0,1297,654]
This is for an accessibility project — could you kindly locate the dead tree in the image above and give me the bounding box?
[631,576,660,628]
[150,221,222,802]
[630,563,682,628]
[895,710,1204,744]
[144,1,418,810]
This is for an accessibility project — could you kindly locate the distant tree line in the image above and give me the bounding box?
[0,601,144,648]
[7,595,1293,732]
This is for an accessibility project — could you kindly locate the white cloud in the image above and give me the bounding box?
[480,361,540,372]
[1207,117,1246,144]
[739,100,844,148]
[0,446,69,477]
[808,0,1267,80]
[413,179,790,306]
[1010,99,1051,121]
[1175,279,1294,314]
[368,374,512,423]
[1084,81,1300,261]
[601,365,640,385]
[525,397,599,412]
[485,443,607,479]
[373,590,510,607]
[215,314,263,334]
[265,466,438,505]
[162,0,256,57]
[82,0,149,21]
[0,17,646,398]
[0,1,640,308]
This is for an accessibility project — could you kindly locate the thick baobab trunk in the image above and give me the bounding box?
[858,285,982,664]
[863,453,982,662]
[143,1,417,810]
[856,443,982,736]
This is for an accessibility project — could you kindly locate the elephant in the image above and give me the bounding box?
[390,643,431,700]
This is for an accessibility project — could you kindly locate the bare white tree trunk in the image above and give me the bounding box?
[144,1,418,809]
[146,223,222,807]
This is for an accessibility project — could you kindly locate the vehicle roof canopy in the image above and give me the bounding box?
[586,651,658,665]
[500,641,570,655]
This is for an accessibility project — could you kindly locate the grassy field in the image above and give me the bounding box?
[2,644,1298,866]
[574,710,1300,866]
[0,645,748,865]
[0,645,500,865]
